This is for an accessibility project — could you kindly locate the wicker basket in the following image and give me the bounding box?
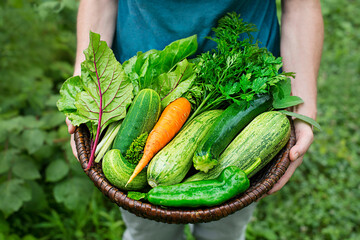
[74,121,295,224]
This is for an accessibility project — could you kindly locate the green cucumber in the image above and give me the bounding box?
[193,94,272,172]
[112,89,161,153]
[147,110,223,188]
[185,111,291,182]
[102,149,148,190]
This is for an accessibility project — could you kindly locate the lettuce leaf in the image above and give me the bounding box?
[122,35,198,102]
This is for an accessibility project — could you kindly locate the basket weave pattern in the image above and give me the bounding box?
[75,122,295,224]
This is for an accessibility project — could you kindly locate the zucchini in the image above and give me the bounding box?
[147,110,223,188]
[112,89,161,153]
[185,111,291,182]
[102,149,148,190]
[193,94,272,172]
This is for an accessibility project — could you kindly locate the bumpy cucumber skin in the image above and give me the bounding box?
[193,94,272,173]
[102,149,148,191]
[146,166,249,208]
[185,111,291,182]
[112,89,161,153]
[147,110,223,188]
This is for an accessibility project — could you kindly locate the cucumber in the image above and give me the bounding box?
[147,110,223,188]
[112,89,161,153]
[102,149,148,190]
[185,111,291,182]
[193,94,272,172]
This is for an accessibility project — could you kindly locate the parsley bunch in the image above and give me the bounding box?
[187,13,294,122]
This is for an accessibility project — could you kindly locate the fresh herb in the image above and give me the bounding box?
[57,32,133,170]
[125,132,148,165]
[186,13,295,123]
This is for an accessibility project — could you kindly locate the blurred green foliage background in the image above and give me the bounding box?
[0,0,359,239]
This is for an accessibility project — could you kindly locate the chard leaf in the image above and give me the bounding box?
[58,32,133,132]
[123,35,198,95]
[56,76,83,114]
[78,32,133,131]
[279,110,322,131]
[57,32,134,169]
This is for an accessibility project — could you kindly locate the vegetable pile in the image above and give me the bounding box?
[57,13,320,208]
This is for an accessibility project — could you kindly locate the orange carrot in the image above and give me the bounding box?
[126,97,191,186]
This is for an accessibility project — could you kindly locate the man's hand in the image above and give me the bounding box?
[268,120,313,194]
[261,0,323,196]
[66,117,78,160]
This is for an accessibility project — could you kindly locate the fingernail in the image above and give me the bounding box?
[293,152,299,160]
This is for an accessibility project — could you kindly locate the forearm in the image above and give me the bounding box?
[280,0,324,119]
[74,0,118,76]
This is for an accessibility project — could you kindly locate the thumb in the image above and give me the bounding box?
[290,120,314,161]
[66,117,76,134]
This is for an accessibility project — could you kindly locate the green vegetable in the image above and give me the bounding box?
[185,111,291,182]
[147,110,223,188]
[129,165,257,208]
[185,13,295,123]
[193,94,272,172]
[125,132,148,165]
[102,149,148,191]
[112,89,161,154]
[57,32,134,169]
[95,121,122,163]
[123,36,198,108]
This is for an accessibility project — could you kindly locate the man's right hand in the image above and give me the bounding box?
[66,117,79,160]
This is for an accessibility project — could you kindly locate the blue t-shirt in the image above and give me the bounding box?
[112,0,280,63]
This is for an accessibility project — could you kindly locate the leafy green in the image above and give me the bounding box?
[157,59,197,109]
[56,76,83,114]
[57,32,134,168]
[123,35,198,107]
[272,78,304,109]
[94,121,122,163]
[187,13,295,122]
[279,110,322,131]
[125,132,148,165]
[127,191,147,201]
[74,32,133,131]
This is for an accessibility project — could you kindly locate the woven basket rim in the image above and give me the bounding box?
[75,120,295,224]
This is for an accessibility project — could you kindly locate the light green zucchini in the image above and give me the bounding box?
[102,149,148,191]
[147,110,223,188]
[185,111,291,182]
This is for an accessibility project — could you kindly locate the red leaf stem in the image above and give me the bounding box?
[86,47,103,171]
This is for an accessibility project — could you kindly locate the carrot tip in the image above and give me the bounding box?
[126,174,135,187]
